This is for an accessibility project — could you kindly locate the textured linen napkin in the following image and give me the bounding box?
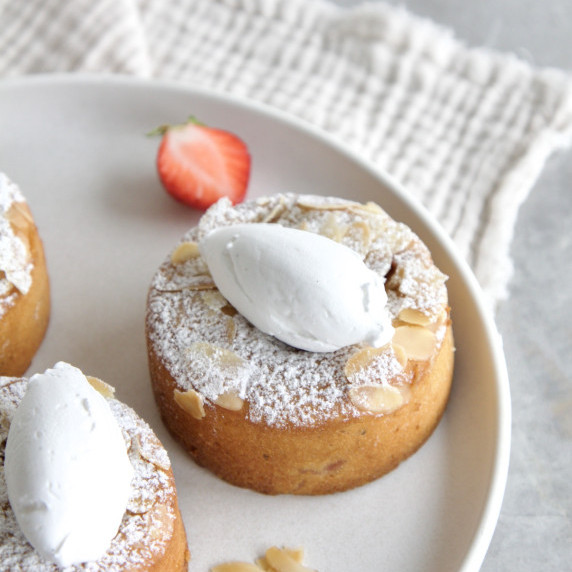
[1,0,572,307]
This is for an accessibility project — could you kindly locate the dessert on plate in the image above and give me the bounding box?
[146,193,454,495]
[0,172,50,376]
[0,362,190,570]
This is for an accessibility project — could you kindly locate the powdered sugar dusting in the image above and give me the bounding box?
[0,173,33,317]
[345,346,413,388]
[147,194,449,428]
[0,377,177,570]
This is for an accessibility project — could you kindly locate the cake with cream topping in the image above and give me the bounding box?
[0,363,190,570]
[0,173,50,376]
[146,194,454,495]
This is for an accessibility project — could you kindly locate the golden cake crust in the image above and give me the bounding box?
[0,376,191,570]
[0,185,50,377]
[149,326,453,495]
[146,194,454,495]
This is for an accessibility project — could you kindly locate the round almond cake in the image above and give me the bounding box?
[146,194,454,495]
[0,374,190,570]
[0,174,50,376]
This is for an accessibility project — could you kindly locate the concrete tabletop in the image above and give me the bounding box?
[335,1,572,569]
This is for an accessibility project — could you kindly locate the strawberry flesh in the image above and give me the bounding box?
[156,120,250,210]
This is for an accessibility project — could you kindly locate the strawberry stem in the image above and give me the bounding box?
[147,116,204,137]
[147,125,170,137]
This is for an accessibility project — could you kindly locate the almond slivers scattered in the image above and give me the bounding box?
[263,546,316,572]
[85,375,116,398]
[349,201,385,215]
[211,563,263,572]
[392,325,437,361]
[171,241,201,264]
[348,220,371,249]
[391,342,408,368]
[188,280,217,291]
[343,345,387,378]
[296,198,351,211]
[188,341,246,370]
[398,307,432,327]
[201,290,228,310]
[348,384,406,414]
[174,388,206,420]
[211,547,314,572]
[262,197,287,223]
[7,202,31,256]
[132,434,171,472]
[215,390,244,411]
[320,212,347,242]
[225,317,237,343]
[7,200,33,230]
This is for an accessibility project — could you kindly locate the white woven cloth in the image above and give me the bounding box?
[2,0,572,307]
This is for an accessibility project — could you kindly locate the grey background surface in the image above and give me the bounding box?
[334,1,572,570]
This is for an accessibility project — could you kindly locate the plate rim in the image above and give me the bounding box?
[0,72,511,571]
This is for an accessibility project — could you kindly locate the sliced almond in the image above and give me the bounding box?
[391,342,408,368]
[7,202,31,256]
[215,390,244,411]
[225,317,237,343]
[156,279,216,293]
[262,197,287,223]
[188,280,217,290]
[256,548,304,571]
[265,546,316,572]
[343,345,390,378]
[86,375,115,398]
[349,201,385,215]
[201,290,228,310]
[188,341,246,370]
[348,384,406,414]
[296,198,351,211]
[148,504,172,540]
[127,492,155,516]
[393,325,437,361]
[255,559,272,572]
[155,279,217,293]
[8,200,33,229]
[171,241,201,264]
[257,548,305,571]
[425,308,448,333]
[211,563,264,572]
[398,307,432,327]
[284,548,304,563]
[131,435,171,472]
[348,220,371,249]
[320,212,347,242]
[174,388,206,420]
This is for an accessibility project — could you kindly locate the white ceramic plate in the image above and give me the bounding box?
[0,75,510,572]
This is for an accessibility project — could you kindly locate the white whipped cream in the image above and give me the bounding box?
[199,223,393,352]
[4,362,134,567]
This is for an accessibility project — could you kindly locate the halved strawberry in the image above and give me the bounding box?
[153,117,251,210]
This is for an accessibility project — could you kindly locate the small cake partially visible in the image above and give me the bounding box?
[0,173,50,376]
[146,194,454,495]
[0,363,190,570]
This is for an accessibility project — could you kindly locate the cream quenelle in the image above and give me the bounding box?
[199,223,393,352]
[4,362,134,567]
